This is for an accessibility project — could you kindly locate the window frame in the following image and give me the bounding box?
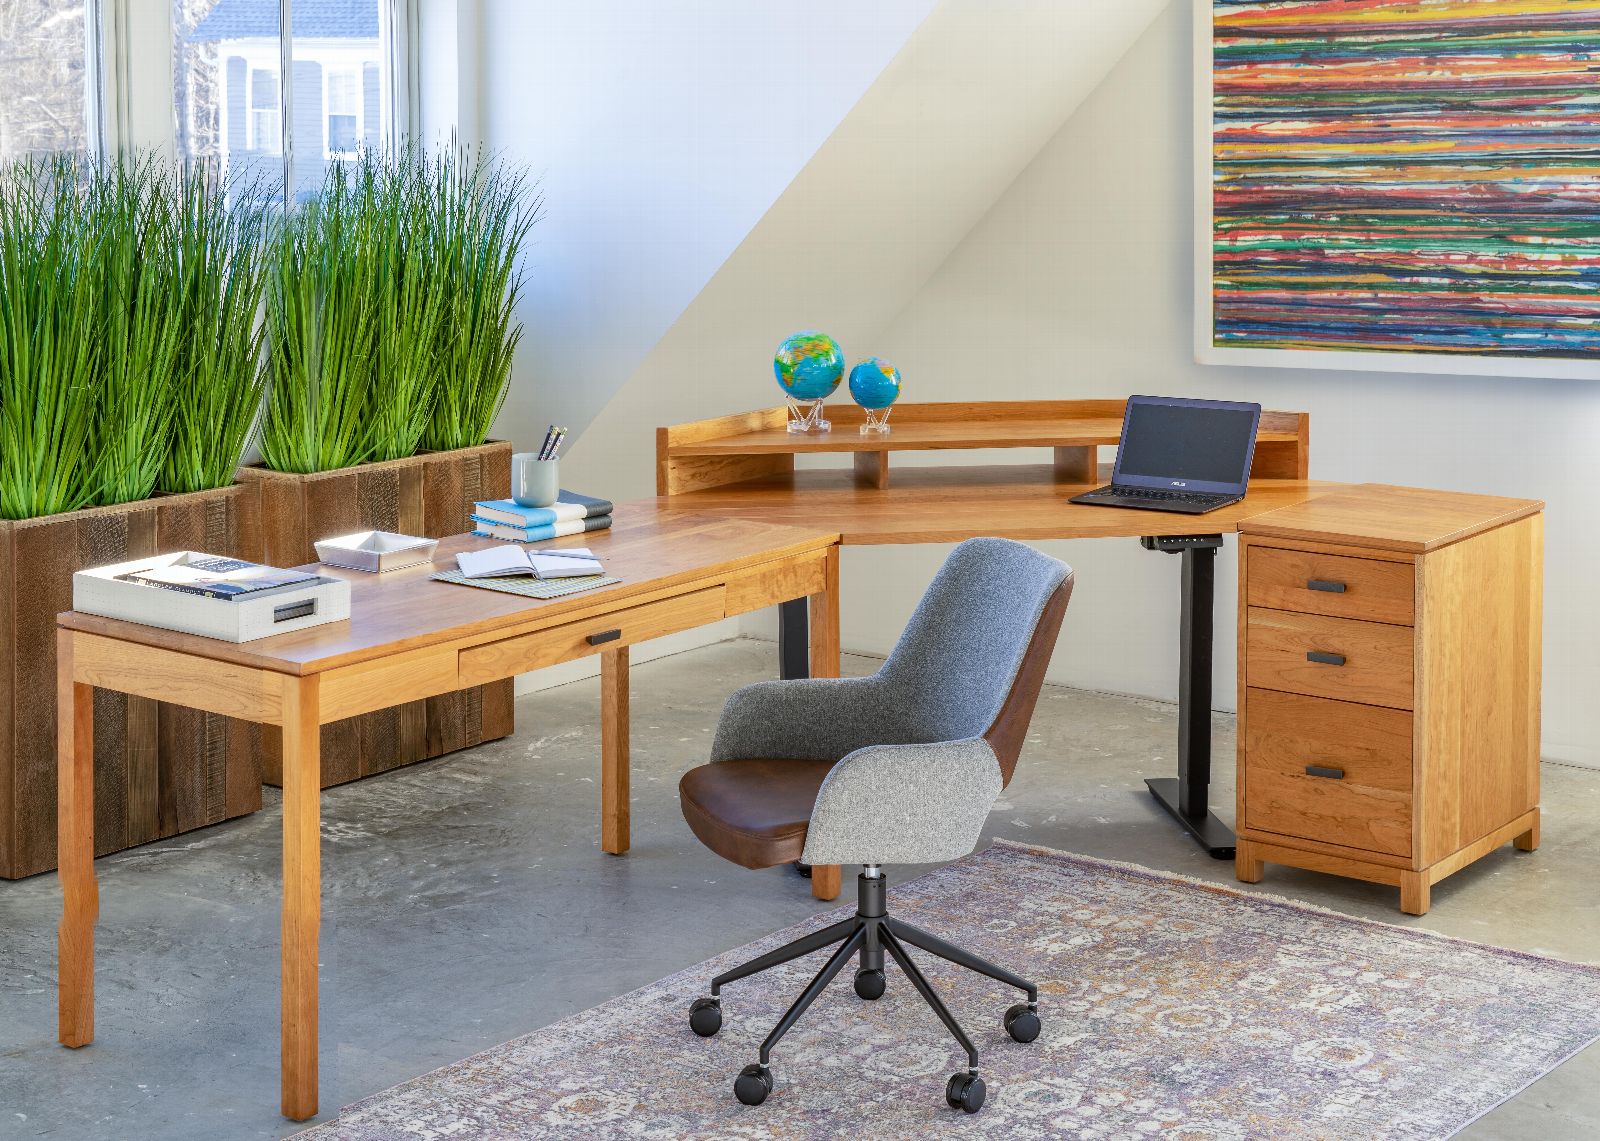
[99,0,415,192]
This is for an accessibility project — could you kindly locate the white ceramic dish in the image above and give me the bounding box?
[314,531,439,573]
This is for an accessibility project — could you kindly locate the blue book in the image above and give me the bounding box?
[471,515,613,543]
[472,491,613,529]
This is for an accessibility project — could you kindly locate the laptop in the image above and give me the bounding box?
[1069,395,1262,515]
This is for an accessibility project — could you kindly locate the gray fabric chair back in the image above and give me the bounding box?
[878,537,1071,744]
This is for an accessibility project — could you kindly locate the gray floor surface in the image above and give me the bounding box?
[1,637,1596,1140]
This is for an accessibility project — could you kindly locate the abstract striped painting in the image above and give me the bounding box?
[1207,0,1600,371]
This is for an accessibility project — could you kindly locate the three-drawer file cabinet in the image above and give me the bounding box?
[1234,485,1544,915]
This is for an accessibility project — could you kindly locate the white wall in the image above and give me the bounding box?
[557,0,1168,500]
[476,0,938,447]
[842,1,1600,765]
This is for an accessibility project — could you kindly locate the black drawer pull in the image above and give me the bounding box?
[1307,579,1346,593]
[1305,765,1346,780]
[1306,650,1345,666]
[586,629,622,646]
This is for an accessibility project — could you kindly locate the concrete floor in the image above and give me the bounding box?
[1,637,1597,1140]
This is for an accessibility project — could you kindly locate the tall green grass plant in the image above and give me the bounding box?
[0,156,104,519]
[163,162,271,493]
[262,146,539,472]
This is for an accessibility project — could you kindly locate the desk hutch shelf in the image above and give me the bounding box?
[657,400,1310,495]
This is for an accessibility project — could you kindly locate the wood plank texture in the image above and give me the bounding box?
[1414,514,1543,867]
[1245,608,1415,710]
[61,506,841,675]
[1245,546,1415,625]
[1242,689,1413,857]
[601,647,629,855]
[56,630,96,1047]
[240,443,514,788]
[2,483,260,879]
[279,674,321,1121]
[657,402,1309,494]
[654,465,1336,547]
[1239,483,1543,553]
[809,545,842,903]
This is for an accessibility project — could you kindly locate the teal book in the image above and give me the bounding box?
[472,492,613,529]
[471,515,613,543]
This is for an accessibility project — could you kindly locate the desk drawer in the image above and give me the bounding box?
[1247,546,1414,625]
[1243,688,1413,858]
[1245,607,1414,710]
[458,586,727,684]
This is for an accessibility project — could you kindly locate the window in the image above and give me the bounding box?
[0,0,96,160]
[173,0,402,203]
[325,67,358,156]
[250,67,280,151]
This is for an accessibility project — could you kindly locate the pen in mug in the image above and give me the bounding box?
[537,425,556,461]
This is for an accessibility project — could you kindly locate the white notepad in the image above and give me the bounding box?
[455,546,603,580]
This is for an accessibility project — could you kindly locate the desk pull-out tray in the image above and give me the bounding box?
[458,586,728,685]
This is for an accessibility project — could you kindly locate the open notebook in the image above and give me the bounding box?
[455,546,603,580]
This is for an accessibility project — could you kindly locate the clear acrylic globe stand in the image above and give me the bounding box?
[859,407,893,435]
[786,397,831,434]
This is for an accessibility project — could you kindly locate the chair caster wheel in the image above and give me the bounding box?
[1004,1003,1040,1043]
[853,968,885,1000]
[945,1071,986,1114]
[689,997,722,1037]
[734,1063,773,1106]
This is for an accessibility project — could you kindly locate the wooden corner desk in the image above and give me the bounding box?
[55,505,840,1121]
[653,401,1544,919]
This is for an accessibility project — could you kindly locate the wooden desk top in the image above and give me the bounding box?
[653,463,1340,546]
[1238,484,1544,553]
[58,505,839,675]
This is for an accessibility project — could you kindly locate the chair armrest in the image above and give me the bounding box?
[711,676,897,762]
[799,737,1003,867]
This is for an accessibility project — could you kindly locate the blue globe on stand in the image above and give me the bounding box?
[848,357,902,434]
[773,331,844,433]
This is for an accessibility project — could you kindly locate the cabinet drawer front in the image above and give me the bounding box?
[1246,607,1414,710]
[1244,688,1413,857]
[458,587,727,685]
[1247,546,1415,625]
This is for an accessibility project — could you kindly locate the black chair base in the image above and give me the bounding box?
[687,868,1039,1113]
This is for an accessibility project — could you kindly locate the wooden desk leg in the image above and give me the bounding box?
[1514,809,1541,852]
[809,547,843,903]
[57,629,98,1049]
[281,675,322,1122]
[602,647,630,855]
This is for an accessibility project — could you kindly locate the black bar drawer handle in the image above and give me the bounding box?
[1306,579,1346,593]
[274,599,315,623]
[1306,650,1345,666]
[1305,764,1346,780]
[587,629,622,647]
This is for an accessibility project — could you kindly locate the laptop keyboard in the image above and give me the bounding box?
[1102,488,1227,505]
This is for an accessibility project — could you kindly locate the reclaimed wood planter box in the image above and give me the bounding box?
[0,485,264,879]
[237,441,515,789]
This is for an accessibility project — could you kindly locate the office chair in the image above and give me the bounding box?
[678,538,1073,1114]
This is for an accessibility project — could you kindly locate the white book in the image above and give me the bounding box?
[455,546,603,580]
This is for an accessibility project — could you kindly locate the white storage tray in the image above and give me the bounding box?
[73,552,351,643]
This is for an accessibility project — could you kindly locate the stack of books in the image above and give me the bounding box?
[471,491,613,542]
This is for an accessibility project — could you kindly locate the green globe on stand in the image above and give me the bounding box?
[773,331,845,400]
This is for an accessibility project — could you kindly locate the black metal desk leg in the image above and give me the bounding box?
[778,597,811,681]
[1140,535,1236,859]
[777,597,816,877]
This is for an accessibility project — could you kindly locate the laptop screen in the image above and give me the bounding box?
[1112,397,1261,494]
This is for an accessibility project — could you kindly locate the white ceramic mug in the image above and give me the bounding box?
[512,453,559,508]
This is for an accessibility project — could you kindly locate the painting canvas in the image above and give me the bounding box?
[1195,0,1600,379]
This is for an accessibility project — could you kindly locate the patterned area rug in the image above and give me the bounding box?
[299,841,1600,1140]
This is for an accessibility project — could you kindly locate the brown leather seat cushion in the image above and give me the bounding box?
[679,758,836,870]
